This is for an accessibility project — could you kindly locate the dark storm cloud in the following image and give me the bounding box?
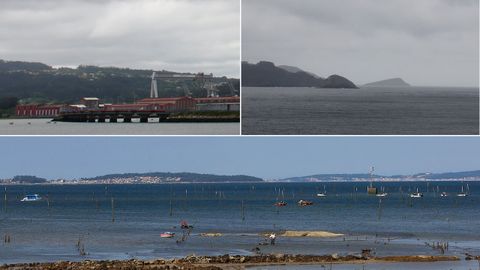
[243,0,479,87]
[0,0,240,77]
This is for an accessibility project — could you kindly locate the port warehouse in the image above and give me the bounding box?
[16,96,240,118]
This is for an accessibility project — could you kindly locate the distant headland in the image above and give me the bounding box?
[363,78,411,87]
[241,61,357,89]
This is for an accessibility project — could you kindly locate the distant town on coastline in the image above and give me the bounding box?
[2,169,480,185]
[0,59,240,121]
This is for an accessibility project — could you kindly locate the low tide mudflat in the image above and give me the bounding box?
[0,182,479,269]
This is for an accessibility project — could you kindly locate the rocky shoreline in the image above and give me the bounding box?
[0,253,465,270]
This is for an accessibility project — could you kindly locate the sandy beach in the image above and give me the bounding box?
[278,230,344,238]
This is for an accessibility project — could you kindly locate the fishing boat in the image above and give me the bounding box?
[160,232,175,238]
[457,186,468,197]
[410,188,423,198]
[297,199,313,206]
[274,201,287,207]
[20,194,42,202]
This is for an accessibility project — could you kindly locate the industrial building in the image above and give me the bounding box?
[16,96,239,118]
[15,104,63,117]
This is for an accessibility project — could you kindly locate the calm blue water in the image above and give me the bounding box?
[242,87,479,135]
[0,182,479,264]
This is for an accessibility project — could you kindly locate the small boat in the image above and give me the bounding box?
[160,232,175,238]
[297,200,313,206]
[376,187,387,197]
[317,185,327,197]
[180,220,193,229]
[274,201,287,207]
[440,192,448,197]
[410,188,423,198]
[457,186,468,197]
[21,194,42,202]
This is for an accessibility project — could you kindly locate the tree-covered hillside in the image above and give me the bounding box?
[0,60,239,106]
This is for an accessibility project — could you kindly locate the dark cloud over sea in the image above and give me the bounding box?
[243,0,479,87]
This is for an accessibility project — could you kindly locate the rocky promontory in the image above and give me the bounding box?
[242,61,357,89]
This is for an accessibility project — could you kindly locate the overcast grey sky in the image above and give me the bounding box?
[0,0,240,77]
[243,0,479,87]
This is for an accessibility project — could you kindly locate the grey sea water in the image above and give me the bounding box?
[0,118,239,135]
[242,86,479,135]
[0,182,479,265]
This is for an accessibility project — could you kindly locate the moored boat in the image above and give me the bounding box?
[297,199,313,206]
[317,185,327,197]
[274,201,287,207]
[21,194,42,202]
[376,187,387,197]
[410,188,423,198]
[457,186,468,197]
[160,232,175,238]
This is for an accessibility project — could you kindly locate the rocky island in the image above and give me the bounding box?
[363,78,411,87]
[242,61,357,89]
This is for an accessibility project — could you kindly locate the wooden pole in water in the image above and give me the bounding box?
[377,198,382,220]
[46,193,51,214]
[241,200,245,221]
[111,197,115,222]
[169,199,173,216]
[4,187,7,213]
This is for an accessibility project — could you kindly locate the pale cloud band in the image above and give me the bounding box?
[0,0,240,78]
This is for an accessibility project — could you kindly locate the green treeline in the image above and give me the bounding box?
[0,60,239,106]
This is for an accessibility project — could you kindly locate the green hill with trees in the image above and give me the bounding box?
[0,59,239,117]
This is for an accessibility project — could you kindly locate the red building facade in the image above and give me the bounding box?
[16,104,63,117]
[136,97,197,112]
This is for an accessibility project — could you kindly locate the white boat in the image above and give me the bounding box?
[317,185,327,197]
[457,186,468,197]
[440,192,448,197]
[376,187,387,197]
[21,194,42,202]
[410,188,423,198]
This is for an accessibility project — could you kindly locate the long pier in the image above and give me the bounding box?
[53,110,170,123]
